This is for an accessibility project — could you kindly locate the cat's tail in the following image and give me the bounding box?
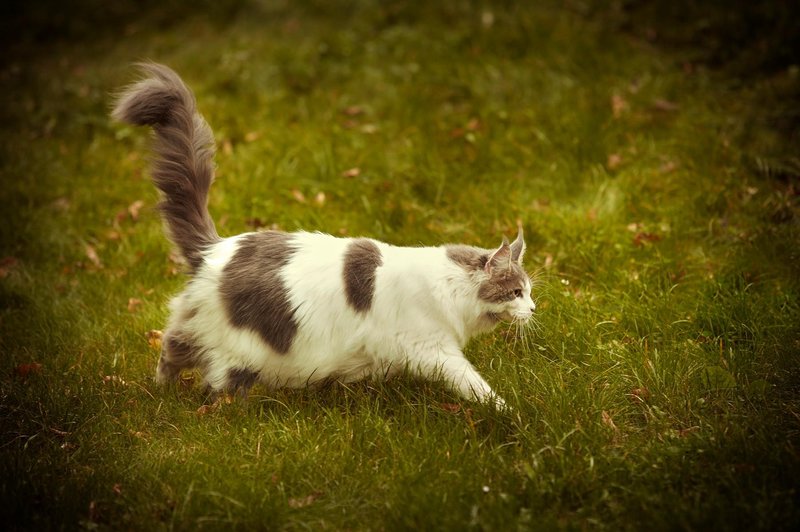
[112,62,220,273]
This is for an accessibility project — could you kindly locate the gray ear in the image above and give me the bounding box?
[485,237,511,273]
[510,225,526,265]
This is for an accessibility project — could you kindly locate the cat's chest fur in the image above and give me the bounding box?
[167,231,481,390]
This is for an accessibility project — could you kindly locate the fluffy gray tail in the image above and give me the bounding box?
[112,62,220,273]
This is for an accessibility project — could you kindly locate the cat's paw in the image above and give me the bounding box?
[488,394,510,412]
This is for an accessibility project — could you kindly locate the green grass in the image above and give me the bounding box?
[2,0,799,529]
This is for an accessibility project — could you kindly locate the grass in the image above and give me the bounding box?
[1,0,799,529]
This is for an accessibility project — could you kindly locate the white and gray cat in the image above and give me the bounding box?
[113,63,536,408]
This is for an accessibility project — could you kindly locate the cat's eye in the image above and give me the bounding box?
[513,289,523,298]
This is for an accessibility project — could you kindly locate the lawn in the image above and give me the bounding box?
[1,0,799,529]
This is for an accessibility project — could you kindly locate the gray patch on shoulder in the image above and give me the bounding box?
[343,239,383,313]
[219,231,298,354]
[446,245,488,271]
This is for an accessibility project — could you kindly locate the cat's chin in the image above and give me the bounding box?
[484,311,512,323]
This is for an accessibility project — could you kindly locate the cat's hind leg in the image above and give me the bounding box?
[156,329,203,384]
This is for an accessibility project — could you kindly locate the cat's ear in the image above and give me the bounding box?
[510,224,526,265]
[485,237,512,274]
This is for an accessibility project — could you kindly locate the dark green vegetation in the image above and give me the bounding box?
[1,1,798,529]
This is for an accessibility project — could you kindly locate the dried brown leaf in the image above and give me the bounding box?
[85,245,102,268]
[629,387,651,403]
[127,200,144,221]
[440,402,462,413]
[0,256,19,278]
[127,297,143,313]
[611,94,628,118]
[342,105,364,116]
[633,232,662,247]
[288,491,323,509]
[652,98,679,112]
[291,189,306,203]
[341,167,361,178]
[146,329,163,350]
[607,153,622,170]
[14,362,42,379]
[601,410,618,431]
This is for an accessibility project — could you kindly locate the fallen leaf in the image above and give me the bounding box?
[626,222,643,232]
[652,98,679,112]
[314,192,326,206]
[0,256,19,278]
[440,403,462,413]
[102,375,128,386]
[14,362,42,379]
[88,500,99,523]
[52,197,71,212]
[611,94,628,118]
[179,373,196,388]
[222,139,233,156]
[606,153,622,170]
[167,251,185,266]
[113,483,123,496]
[244,131,260,142]
[481,10,494,28]
[629,387,651,403]
[288,491,323,509]
[601,410,618,431]
[146,330,163,350]
[360,124,378,134]
[196,404,214,415]
[127,200,144,221]
[197,393,234,415]
[633,232,662,247]
[291,189,306,203]
[659,160,678,174]
[85,245,102,268]
[342,105,364,116]
[341,167,361,178]
[127,297,143,313]
[466,118,481,131]
[245,217,267,229]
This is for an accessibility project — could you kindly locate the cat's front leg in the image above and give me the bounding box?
[411,349,507,409]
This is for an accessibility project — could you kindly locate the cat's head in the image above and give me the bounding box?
[476,226,535,324]
[447,226,536,325]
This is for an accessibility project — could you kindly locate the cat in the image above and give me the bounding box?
[112,63,536,409]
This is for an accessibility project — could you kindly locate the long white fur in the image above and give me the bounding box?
[167,231,535,407]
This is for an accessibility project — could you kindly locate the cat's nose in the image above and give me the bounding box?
[530,302,536,313]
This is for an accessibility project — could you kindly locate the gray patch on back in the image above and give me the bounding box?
[446,245,488,271]
[219,231,298,354]
[343,239,383,313]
